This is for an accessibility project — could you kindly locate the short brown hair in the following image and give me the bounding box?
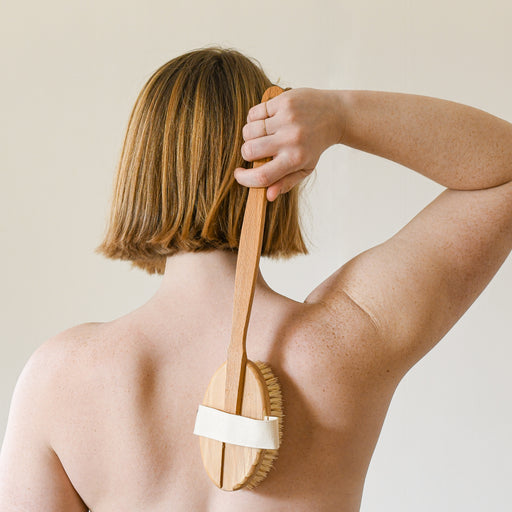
[97,46,308,274]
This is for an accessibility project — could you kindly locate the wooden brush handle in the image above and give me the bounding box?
[224,85,285,416]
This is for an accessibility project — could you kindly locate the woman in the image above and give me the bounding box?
[0,46,511,511]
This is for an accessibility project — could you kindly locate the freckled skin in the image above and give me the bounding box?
[0,253,397,512]
[2,90,511,511]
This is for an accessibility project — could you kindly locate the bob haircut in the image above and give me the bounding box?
[97,46,308,274]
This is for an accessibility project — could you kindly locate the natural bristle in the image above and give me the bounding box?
[245,361,284,490]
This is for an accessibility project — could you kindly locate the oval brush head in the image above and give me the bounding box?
[196,85,287,491]
[198,359,284,490]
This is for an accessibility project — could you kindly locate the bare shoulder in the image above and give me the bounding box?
[16,320,138,420]
[27,318,147,392]
[304,181,512,378]
[302,279,400,381]
[9,323,106,426]
[26,322,106,378]
[0,323,105,511]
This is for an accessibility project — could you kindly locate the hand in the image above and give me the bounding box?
[234,88,345,201]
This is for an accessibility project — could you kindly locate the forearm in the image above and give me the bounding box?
[337,90,512,190]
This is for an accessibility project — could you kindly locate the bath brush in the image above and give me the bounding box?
[193,85,286,491]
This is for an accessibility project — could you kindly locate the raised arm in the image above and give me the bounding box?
[339,90,512,191]
[235,88,512,372]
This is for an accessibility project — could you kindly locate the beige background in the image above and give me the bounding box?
[1,0,511,509]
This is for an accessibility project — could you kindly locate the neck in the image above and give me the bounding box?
[152,250,272,304]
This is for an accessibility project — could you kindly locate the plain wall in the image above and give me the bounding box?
[1,0,511,509]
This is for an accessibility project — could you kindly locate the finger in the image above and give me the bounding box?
[246,102,267,123]
[242,116,276,141]
[246,95,280,122]
[266,182,282,202]
[241,134,280,163]
[266,169,313,201]
[235,155,297,187]
[234,155,297,188]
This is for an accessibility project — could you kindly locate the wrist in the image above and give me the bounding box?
[329,89,352,145]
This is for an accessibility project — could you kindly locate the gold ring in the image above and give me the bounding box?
[263,118,268,137]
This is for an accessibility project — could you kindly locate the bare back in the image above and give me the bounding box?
[2,178,511,511]
[35,284,397,512]
[2,180,511,512]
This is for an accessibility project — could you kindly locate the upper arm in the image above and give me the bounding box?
[307,180,512,372]
[0,343,88,511]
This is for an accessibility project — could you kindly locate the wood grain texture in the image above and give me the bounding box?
[224,85,286,419]
[198,85,286,490]
[199,361,271,491]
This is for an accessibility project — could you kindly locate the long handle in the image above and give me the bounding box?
[224,85,285,416]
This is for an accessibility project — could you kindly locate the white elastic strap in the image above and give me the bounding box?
[193,404,280,450]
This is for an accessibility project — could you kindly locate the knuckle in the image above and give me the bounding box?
[247,106,257,122]
[296,126,306,143]
[280,94,293,112]
[287,128,298,144]
[291,126,305,145]
[285,102,300,123]
[242,124,250,141]
[286,110,297,125]
[242,142,253,161]
[290,148,305,167]
[255,170,270,187]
